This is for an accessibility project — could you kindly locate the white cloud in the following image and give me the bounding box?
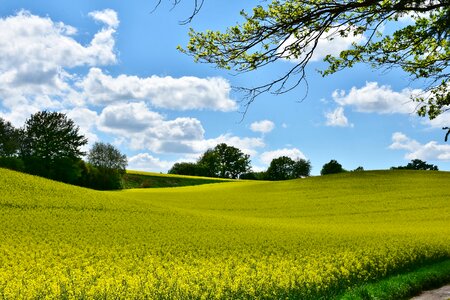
[389,132,450,160]
[281,26,366,63]
[422,112,450,128]
[0,10,118,122]
[325,107,353,127]
[127,153,176,173]
[260,148,307,165]
[98,102,163,134]
[192,134,265,157]
[64,107,99,150]
[332,82,421,114]
[80,68,237,111]
[250,120,275,134]
[97,102,207,153]
[88,9,119,28]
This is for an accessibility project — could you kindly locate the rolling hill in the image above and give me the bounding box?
[0,168,449,299]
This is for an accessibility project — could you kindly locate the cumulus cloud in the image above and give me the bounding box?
[97,102,207,153]
[127,153,176,173]
[260,148,307,165]
[422,112,450,128]
[389,132,450,160]
[325,107,353,127]
[0,9,118,123]
[88,9,119,28]
[250,120,275,134]
[280,26,366,63]
[97,102,264,156]
[98,102,163,134]
[80,68,237,111]
[332,82,421,114]
[192,134,265,156]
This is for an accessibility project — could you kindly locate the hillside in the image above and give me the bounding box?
[0,168,449,299]
[123,170,232,188]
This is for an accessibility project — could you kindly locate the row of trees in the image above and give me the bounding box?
[0,112,127,190]
[169,143,312,180]
[169,143,252,179]
[169,148,440,180]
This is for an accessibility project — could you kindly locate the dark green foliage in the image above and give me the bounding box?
[239,171,267,180]
[170,143,251,179]
[0,118,21,157]
[321,159,345,175]
[168,162,208,177]
[88,142,127,171]
[266,156,311,180]
[198,143,251,179]
[353,166,365,172]
[123,173,228,189]
[392,159,439,171]
[19,111,87,183]
[0,157,25,172]
[87,142,127,190]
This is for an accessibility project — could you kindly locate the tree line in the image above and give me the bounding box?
[0,111,440,189]
[0,111,127,190]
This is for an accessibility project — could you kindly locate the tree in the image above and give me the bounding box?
[321,159,345,175]
[168,162,208,176]
[20,111,87,182]
[0,118,24,171]
[0,118,21,157]
[239,171,267,180]
[87,142,128,190]
[392,159,439,170]
[266,156,311,180]
[198,143,251,179]
[292,158,312,178]
[266,156,295,180]
[179,0,449,118]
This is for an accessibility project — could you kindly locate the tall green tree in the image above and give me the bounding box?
[0,118,24,171]
[321,159,345,175]
[198,143,251,179]
[266,156,311,180]
[20,111,87,182]
[0,118,21,157]
[178,0,449,119]
[87,142,127,190]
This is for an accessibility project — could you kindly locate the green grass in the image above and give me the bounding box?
[0,168,449,298]
[123,170,232,189]
[339,259,450,300]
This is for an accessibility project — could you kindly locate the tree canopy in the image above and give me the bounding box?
[266,156,311,180]
[20,111,88,182]
[178,0,449,118]
[198,143,251,179]
[87,142,128,190]
[392,159,439,170]
[169,143,251,179]
[321,159,345,175]
[0,118,20,157]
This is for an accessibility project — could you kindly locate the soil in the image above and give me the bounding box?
[410,285,450,300]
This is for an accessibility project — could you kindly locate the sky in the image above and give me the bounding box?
[1,0,449,175]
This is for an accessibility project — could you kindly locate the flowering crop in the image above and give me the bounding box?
[0,169,449,299]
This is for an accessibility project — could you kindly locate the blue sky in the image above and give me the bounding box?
[1,0,449,175]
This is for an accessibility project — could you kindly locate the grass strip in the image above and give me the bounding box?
[339,259,450,300]
[123,171,230,188]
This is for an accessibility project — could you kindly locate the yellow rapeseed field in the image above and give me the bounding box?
[0,168,449,299]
